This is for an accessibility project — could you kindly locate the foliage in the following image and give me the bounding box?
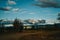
[13,18,23,32]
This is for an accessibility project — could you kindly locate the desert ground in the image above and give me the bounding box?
[0,30,60,40]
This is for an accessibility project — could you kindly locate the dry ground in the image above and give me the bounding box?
[0,30,60,40]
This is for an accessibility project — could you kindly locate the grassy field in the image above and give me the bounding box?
[0,30,60,40]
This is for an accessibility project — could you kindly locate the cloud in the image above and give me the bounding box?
[47,14,57,16]
[12,8,19,12]
[0,6,11,11]
[0,0,16,11]
[11,8,28,14]
[0,8,9,11]
[4,11,10,13]
[34,0,60,8]
[8,0,16,5]
[46,19,55,24]
[6,6,12,9]
[29,12,36,14]
[21,11,27,13]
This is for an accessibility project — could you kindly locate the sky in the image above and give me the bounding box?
[0,0,60,23]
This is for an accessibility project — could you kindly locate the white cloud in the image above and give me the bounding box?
[29,12,36,14]
[12,8,19,12]
[43,10,50,13]
[47,14,57,16]
[8,0,16,5]
[11,8,28,14]
[5,6,12,10]
[21,11,27,13]
[46,19,56,24]
[4,11,10,13]
[46,19,60,24]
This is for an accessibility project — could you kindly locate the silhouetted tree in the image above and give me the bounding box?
[32,25,35,30]
[57,13,60,22]
[54,13,60,29]
[19,21,23,32]
[13,18,23,32]
[1,23,5,32]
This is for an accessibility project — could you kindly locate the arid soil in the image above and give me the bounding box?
[0,30,60,40]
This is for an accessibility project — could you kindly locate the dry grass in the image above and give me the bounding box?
[0,30,60,40]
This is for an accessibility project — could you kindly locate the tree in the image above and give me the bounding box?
[54,13,60,29]
[57,13,60,22]
[13,18,23,32]
[1,23,5,32]
[31,22,35,30]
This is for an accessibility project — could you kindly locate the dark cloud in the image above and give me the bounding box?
[34,0,60,8]
[0,7,10,11]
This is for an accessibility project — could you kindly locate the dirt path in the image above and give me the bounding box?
[0,30,60,40]
[0,31,47,40]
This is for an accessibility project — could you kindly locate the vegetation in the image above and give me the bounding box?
[57,13,60,20]
[0,17,60,40]
[0,18,60,40]
[13,18,23,32]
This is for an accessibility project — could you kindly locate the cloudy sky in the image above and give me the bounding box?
[0,0,60,21]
